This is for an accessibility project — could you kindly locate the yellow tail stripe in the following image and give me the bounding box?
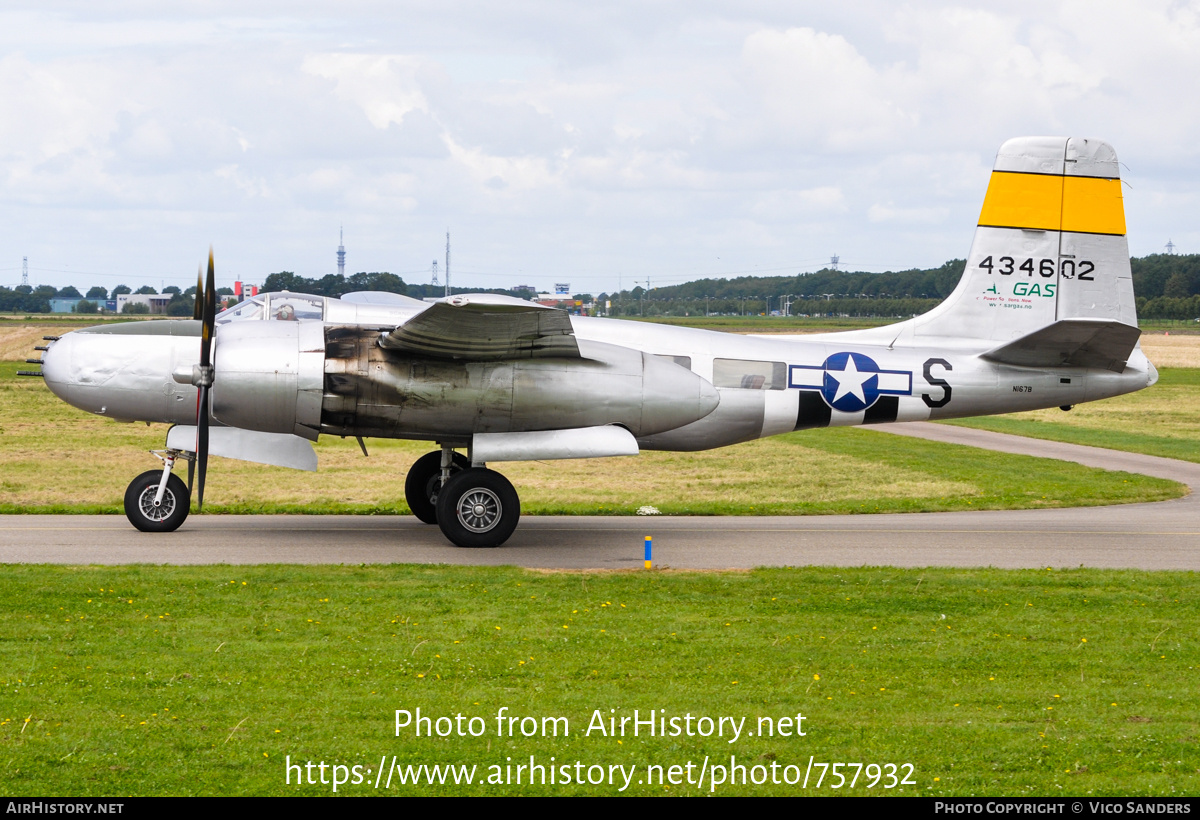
[1062,176,1126,236]
[977,172,1125,236]
[978,171,1063,231]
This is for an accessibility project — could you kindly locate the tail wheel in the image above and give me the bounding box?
[404,451,469,524]
[435,468,520,548]
[123,470,190,533]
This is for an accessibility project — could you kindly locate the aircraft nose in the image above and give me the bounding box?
[40,330,116,416]
[38,323,199,423]
[40,332,78,405]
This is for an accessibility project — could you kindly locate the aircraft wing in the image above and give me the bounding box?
[378,294,580,360]
[979,318,1142,372]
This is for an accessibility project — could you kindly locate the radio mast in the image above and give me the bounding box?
[337,227,346,277]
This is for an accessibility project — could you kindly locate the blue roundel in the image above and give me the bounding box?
[820,352,882,413]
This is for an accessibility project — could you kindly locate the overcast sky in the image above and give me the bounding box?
[1,1,1196,295]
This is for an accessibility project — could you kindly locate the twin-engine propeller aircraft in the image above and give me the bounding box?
[28,137,1156,548]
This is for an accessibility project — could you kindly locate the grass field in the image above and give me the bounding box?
[1,564,1196,797]
[949,367,1200,465]
[0,361,1183,514]
[3,324,1197,799]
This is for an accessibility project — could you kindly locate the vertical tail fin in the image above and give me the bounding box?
[914,137,1137,347]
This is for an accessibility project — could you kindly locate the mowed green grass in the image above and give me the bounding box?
[1,565,1196,797]
[949,369,1200,464]
[4,335,1197,799]
[0,362,1183,514]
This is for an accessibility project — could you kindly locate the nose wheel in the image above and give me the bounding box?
[124,470,190,533]
[435,468,520,548]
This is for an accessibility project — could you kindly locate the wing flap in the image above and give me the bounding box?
[166,425,318,471]
[980,318,1141,372]
[378,294,579,360]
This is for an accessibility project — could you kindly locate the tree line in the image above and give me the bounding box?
[6,253,1200,319]
[596,255,1200,319]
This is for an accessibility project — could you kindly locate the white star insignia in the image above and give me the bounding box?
[829,356,873,405]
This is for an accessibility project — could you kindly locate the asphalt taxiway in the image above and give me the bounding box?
[1,423,1195,570]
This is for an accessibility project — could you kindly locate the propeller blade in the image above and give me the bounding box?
[193,264,203,321]
[200,249,216,367]
[195,248,217,510]
[196,386,209,509]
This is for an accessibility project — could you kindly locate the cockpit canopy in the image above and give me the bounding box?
[215,290,432,326]
[216,292,325,325]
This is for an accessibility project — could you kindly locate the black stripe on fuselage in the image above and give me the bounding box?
[795,391,832,430]
[862,395,899,425]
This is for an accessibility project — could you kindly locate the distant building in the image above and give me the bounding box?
[49,298,84,313]
[535,292,591,314]
[115,294,172,314]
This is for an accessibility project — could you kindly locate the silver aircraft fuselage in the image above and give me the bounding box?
[40,296,1155,453]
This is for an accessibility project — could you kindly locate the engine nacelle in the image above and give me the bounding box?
[322,327,719,441]
[210,321,324,440]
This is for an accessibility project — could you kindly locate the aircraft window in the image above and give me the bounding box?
[712,358,786,390]
[271,294,324,322]
[215,295,266,324]
[654,354,692,370]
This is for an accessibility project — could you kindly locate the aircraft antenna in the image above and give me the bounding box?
[21,256,28,287]
[337,226,346,277]
[445,231,451,297]
[1166,239,1176,255]
[431,260,439,287]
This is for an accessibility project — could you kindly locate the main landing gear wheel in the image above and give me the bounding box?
[404,451,470,524]
[435,468,520,548]
[123,470,190,533]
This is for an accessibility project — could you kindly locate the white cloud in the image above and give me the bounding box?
[741,27,915,150]
[1,2,1198,291]
[867,203,950,225]
[302,53,428,130]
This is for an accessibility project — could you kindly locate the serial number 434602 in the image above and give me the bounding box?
[979,256,1094,280]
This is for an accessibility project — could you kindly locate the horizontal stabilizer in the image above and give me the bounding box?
[979,319,1141,372]
[166,425,318,471]
[379,294,579,360]
[472,425,638,465]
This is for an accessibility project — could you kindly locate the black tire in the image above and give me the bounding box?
[123,470,190,533]
[435,468,520,548]
[404,451,469,524]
